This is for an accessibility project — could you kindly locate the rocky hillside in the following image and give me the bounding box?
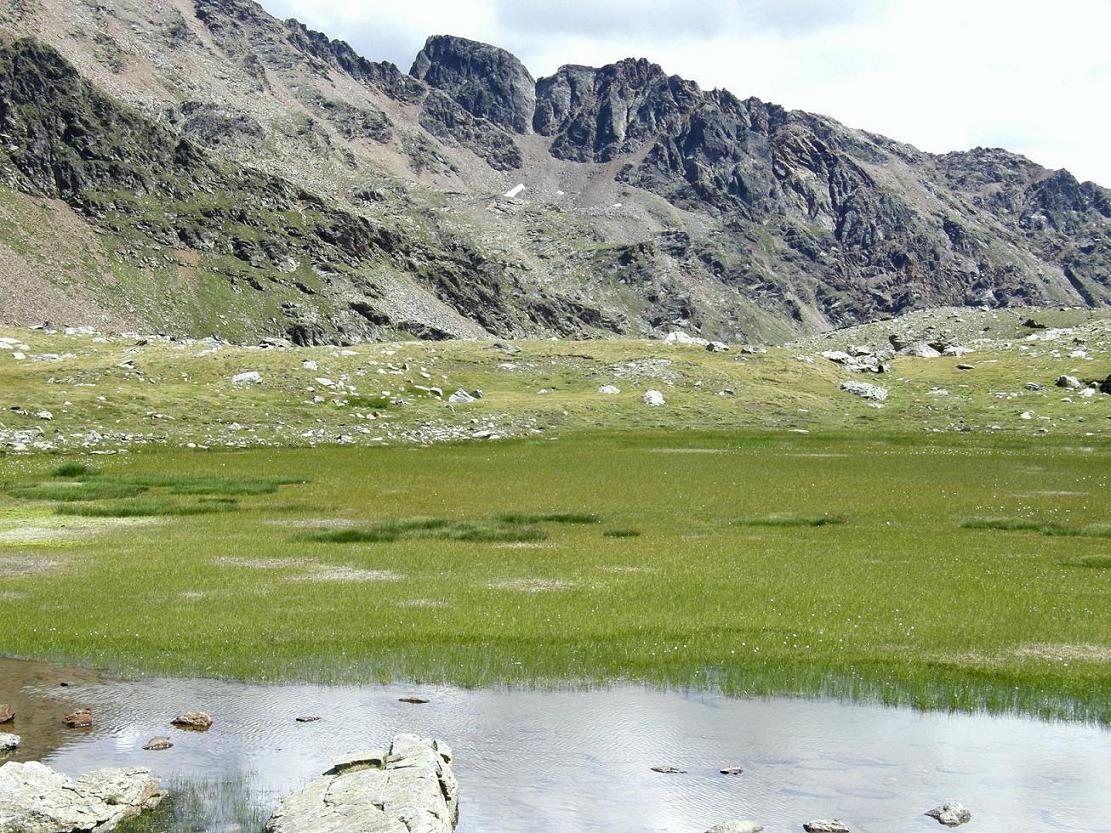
[0,0,1107,345]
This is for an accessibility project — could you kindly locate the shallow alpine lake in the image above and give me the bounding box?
[1,660,1108,832]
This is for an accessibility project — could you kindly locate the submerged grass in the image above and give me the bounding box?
[117,776,266,833]
[1,432,1110,724]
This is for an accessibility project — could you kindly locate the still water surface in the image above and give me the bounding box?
[1,660,1108,832]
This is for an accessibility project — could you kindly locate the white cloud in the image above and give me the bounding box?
[261,0,1111,185]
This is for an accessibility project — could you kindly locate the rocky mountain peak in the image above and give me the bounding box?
[410,34,536,134]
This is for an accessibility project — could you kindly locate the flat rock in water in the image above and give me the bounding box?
[706,822,763,833]
[324,749,388,776]
[295,716,321,723]
[0,761,163,833]
[0,732,19,751]
[650,765,686,774]
[142,737,173,751]
[719,766,743,775]
[926,802,972,827]
[399,696,430,704]
[171,710,212,730]
[268,734,458,833]
[62,708,91,728]
[0,704,13,723]
[803,822,850,833]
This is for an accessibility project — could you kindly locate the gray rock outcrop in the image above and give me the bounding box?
[0,761,163,833]
[840,380,889,402]
[265,734,458,833]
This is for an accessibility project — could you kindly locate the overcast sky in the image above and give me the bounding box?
[260,0,1111,186]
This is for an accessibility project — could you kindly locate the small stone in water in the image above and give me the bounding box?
[926,802,972,827]
[399,696,430,705]
[803,822,850,833]
[0,704,13,724]
[295,715,322,723]
[171,710,213,731]
[719,766,744,775]
[143,736,173,750]
[63,708,92,728]
[650,765,686,774]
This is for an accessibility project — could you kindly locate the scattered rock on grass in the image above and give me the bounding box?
[598,385,620,395]
[231,371,262,385]
[839,381,888,402]
[643,390,666,407]
[925,802,972,827]
[171,710,212,731]
[0,761,163,832]
[705,341,730,353]
[448,389,476,404]
[1056,375,1081,389]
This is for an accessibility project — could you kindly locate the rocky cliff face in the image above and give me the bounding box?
[0,0,1106,343]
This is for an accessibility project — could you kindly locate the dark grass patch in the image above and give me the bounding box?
[108,474,305,497]
[1041,524,1111,539]
[8,482,149,502]
[603,529,642,538]
[1063,555,1111,569]
[494,512,600,525]
[50,462,97,478]
[734,515,846,528]
[962,518,1111,539]
[56,499,239,518]
[961,517,1043,532]
[302,517,547,545]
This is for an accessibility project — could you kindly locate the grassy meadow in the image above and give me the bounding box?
[1,431,1109,722]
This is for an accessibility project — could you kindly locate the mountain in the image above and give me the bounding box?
[0,0,1107,344]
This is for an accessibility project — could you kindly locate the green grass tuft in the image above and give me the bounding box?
[8,482,148,502]
[50,462,96,478]
[495,512,600,525]
[603,529,642,538]
[1064,555,1111,569]
[1041,523,1111,539]
[303,517,546,544]
[963,518,1111,539]
[734,515,846,528]
[56,499,238,517]
[961,517,1043,531]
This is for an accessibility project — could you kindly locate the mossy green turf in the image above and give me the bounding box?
[0,431,1108,722]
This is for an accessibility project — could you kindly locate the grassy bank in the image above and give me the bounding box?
[1,431,1108,722]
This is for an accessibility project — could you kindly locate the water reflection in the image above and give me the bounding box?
[1,660,1108,832]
